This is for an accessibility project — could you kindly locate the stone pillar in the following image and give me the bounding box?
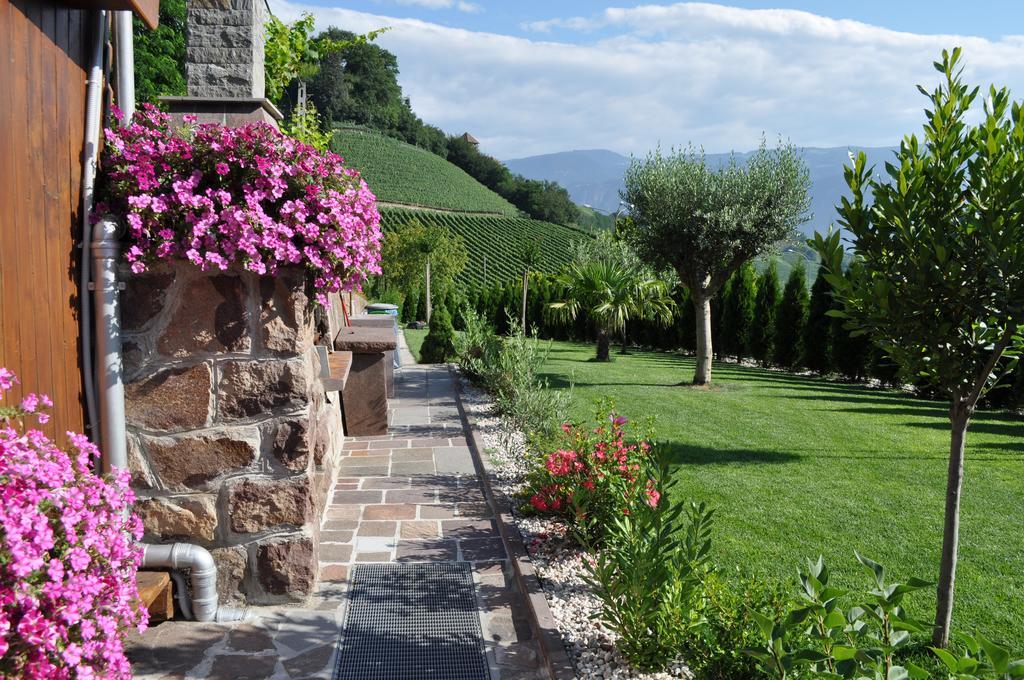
[161,0,281,126]
[122,263,344,604]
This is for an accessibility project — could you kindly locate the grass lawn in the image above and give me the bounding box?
[403,328,428,363]
[538,340,1024,646]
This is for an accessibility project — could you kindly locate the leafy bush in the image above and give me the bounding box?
[524,403,661,544]
[420,303,457,363]
[585,495,714,671]
[454,311,568,437]
[99,105,382,305]
[0,369,146,678]
[683,569,790,679]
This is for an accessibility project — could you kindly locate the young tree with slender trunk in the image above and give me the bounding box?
[812,48,1024,647]
[623,145,810,385]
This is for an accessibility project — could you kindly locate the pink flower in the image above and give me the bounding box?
[215,162,230,175]
[645,480,661,508]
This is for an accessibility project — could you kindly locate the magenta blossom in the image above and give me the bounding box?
[98,104,382,305]
[0,367,146,678]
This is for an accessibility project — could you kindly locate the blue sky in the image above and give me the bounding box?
[271,0,1024,158]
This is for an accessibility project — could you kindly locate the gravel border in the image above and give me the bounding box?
[450,366,691,680]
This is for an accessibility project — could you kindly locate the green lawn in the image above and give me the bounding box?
[537,340,1024,646]
[403,328,427,363]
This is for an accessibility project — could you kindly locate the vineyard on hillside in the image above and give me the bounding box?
[331,128,518,216]
[381,207,590,288]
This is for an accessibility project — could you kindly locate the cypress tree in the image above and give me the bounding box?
[803,268,835,375]
[773,263,809,369]
[720,264,756,360]
[420,301,457,363]
[830,263,871,381]
[750,260,780,365]
[415,286,428,322]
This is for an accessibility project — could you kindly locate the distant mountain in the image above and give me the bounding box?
[506,146,897,240]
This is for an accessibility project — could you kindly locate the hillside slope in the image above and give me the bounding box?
[333,128,590,288]
[332,128,518,215]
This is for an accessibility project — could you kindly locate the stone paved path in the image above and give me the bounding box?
[128,334,547,679]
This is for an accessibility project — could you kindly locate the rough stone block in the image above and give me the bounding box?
[227,477,313,534]
[137,496,218,542]
[127,434,155,490]
[125,363,212,431]
[122,268,175,332]
[258,270,313,354]
[268,418,311,471]
[211,545,248,604]
[255,536,316,597]
[217,358,313,421]
[143,431,257,490]
[157,274,250,358]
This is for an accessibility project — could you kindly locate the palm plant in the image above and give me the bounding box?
[549,260,676,361]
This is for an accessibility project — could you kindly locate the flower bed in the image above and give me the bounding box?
[98,105,382,306]
[0,369,146,678]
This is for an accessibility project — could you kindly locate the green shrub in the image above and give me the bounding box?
[419,304,456,363]
[772,263,809,370]
[751,261,780,365]
[585,496,714,671]
[682,570,789,679]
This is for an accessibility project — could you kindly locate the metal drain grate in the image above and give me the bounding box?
[334,562,490,680]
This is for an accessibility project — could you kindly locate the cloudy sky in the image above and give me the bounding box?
[269,0,1024,159]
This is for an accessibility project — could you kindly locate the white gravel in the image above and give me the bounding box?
[456,372,691,680]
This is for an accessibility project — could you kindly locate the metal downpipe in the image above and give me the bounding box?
[91,216,245,623]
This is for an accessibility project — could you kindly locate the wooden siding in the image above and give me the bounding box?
[0,0,92,439]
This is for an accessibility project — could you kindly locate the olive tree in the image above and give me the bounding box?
[812,49,1024,647]
[379,218,467,322]
[624,144,810,384]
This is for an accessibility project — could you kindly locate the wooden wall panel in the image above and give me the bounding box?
[0,0,92,439]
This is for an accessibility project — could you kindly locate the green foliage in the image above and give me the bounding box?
[804,269,836,375]
[419,302,456,363]
[751,260,781,365]
[132,0,186,105]
[548,259,676,361]
[454,312,569,437]
[446,135,580,225]
[773,264,809,369]
[332,129,517,214]
[379,208,588,288]
[585,498,714,671]
[623,143,811,381]
[281,101,333,151]
[683,570,790,679]
[720,263,757,360]
[744,554,934,680]
[378,218,468,303]
[931,632,1024,679]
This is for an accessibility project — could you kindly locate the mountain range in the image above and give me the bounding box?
[506,146,897,239]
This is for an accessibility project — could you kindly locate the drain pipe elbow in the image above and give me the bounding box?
[141,543,247,623]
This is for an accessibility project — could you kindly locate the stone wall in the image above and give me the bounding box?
[186,0,267,99]
[122,262,344,604]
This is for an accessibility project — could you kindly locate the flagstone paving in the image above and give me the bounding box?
[127,336,548,679]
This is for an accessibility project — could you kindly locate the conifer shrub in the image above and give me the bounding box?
[773,264,809,369]
[419,302,457,363]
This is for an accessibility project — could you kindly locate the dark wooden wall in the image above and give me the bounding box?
[0,0,93,438]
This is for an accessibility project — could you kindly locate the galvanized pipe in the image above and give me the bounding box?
[113,11,136,121]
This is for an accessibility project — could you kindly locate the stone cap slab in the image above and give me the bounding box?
[333,327,397,353]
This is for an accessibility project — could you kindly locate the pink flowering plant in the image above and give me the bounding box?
[0,368,146,678]
[524,400,665,545]
[97,104,382,305]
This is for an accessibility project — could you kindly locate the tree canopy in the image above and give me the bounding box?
[132,0,186,105]
[623,143,810,384]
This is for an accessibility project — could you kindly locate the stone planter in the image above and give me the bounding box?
[121,262,344,604]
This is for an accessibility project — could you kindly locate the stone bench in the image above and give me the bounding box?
[333,327,397,436]
[322,351,352,393]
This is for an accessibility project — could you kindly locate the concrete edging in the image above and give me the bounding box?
[449,365,577,680]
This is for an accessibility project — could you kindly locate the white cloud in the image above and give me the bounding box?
[269,0,1024,159]
[392,0,481,13]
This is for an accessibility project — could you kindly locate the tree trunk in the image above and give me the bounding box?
[620,328,628,354]
[425,258,432,324]
[596,329,610,361]
[933,402,970,647]
[521,271,529,333]
[693,292,713,385]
